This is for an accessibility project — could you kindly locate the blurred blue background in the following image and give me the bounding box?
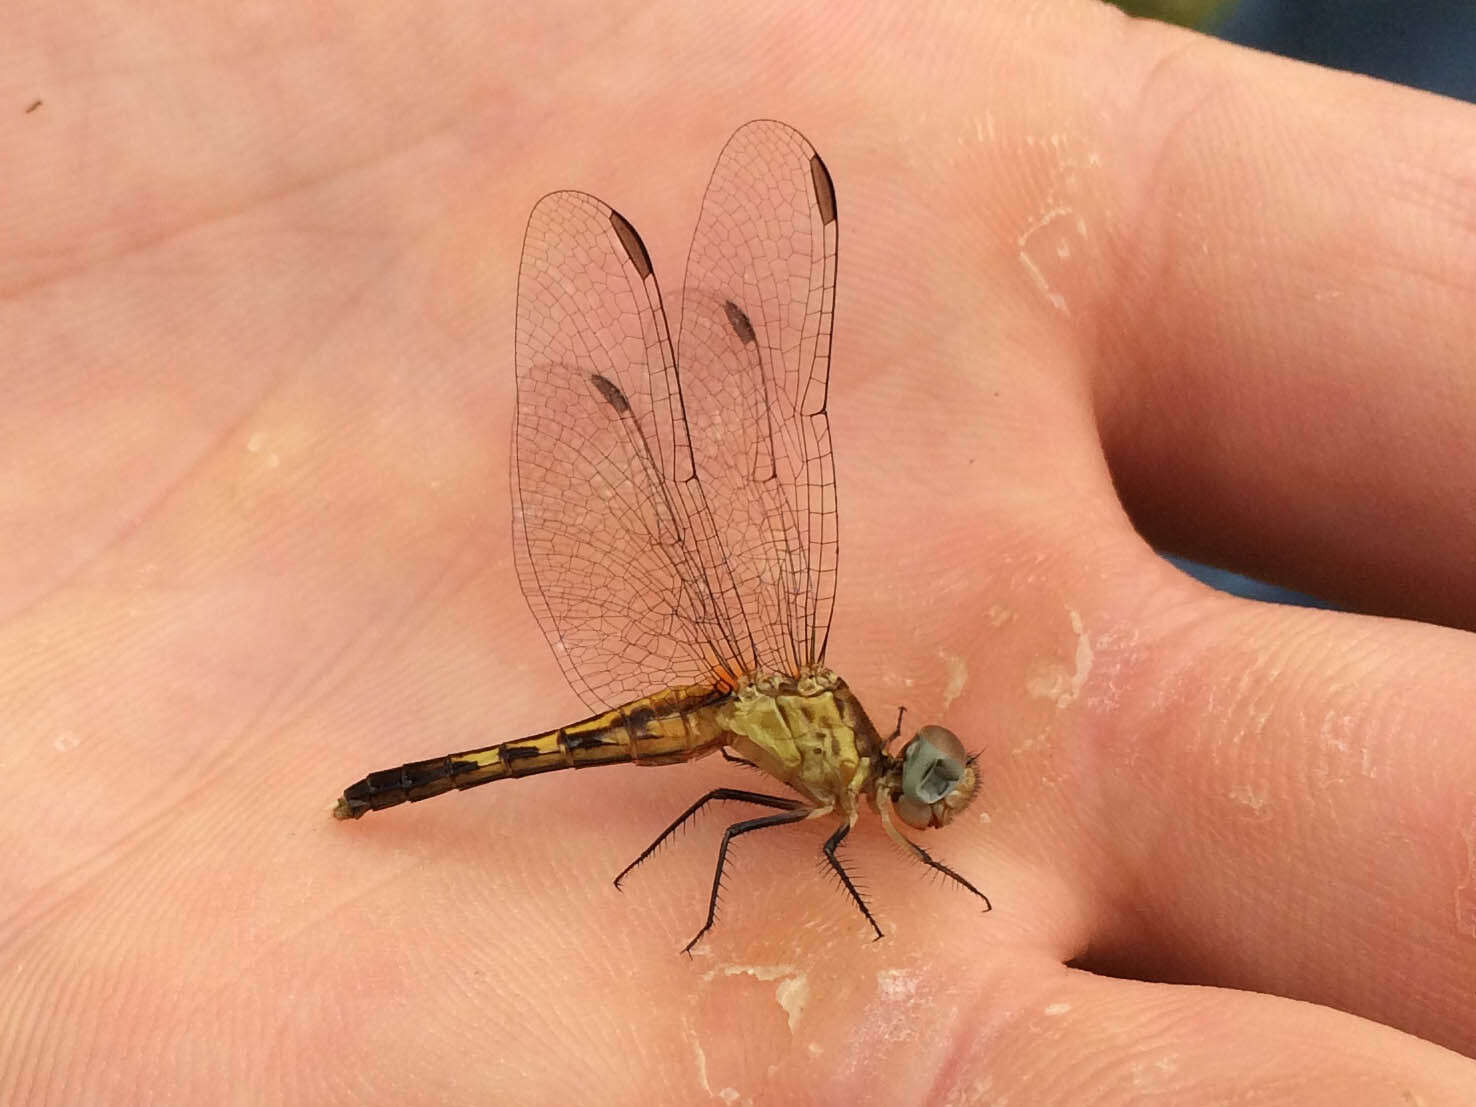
[1217,0,1476,101]
[1110,0,1475,609]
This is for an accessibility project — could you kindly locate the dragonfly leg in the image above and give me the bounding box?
[614,788,803,890]
[682,807,813,955]
[883,706,907,750]
[720,746,760,770]
[822,821,885,941]
[877,791,992,911]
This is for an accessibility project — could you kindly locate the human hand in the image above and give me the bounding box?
[4,2,1475,1103]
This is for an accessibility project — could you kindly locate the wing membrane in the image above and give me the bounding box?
[674,120,839,675]
[511,121,840,710]
[514,191,744,709]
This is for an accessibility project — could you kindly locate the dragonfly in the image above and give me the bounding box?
[333,119,991,953]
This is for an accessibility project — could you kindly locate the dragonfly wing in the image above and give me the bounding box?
[674,120,840,677]
[513,190,746,710]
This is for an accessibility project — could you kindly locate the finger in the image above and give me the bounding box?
[1090,23,1476,627]
[942,962,1476,1104]
[1067,586,1476,1057]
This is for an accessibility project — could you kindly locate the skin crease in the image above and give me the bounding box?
[3,0,1476,1102]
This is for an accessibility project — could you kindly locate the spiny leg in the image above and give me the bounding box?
[720,746,760,770]
[878,794,992,911]
[896,837,992,911]
[683,808,812,955]
[883,706,907,750]
[822,822,884,942]
[614,788,802,889]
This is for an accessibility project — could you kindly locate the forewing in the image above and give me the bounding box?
[513,191,737,710]
[674,120,839,677]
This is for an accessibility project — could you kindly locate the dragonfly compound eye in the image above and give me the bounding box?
[896,726,976,829]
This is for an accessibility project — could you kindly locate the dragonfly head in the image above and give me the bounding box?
[888,725,978,830]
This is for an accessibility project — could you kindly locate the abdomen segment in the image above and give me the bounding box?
[333,684,730,818]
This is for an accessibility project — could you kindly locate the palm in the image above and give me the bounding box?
[6,3,1476,1103]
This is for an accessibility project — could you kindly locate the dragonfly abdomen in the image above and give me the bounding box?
[333,684,730,819]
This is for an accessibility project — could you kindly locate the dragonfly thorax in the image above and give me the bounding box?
[735,667,840,699]
[717,669,884,815]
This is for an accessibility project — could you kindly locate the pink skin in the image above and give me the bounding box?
[5,2,1476,1103]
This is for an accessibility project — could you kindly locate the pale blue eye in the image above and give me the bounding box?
[902,726,966,805]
